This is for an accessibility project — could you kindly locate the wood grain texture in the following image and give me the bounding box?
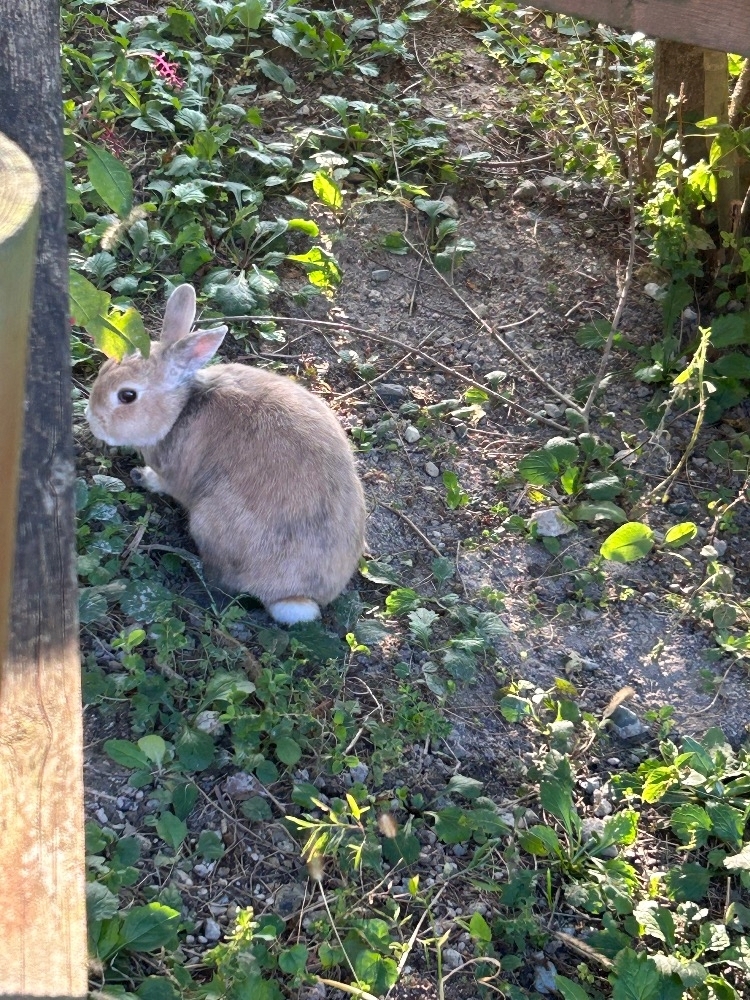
[0,136,38,678]
[540,0,750,56]
[0,1,87,996]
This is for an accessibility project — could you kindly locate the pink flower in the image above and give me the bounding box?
[149,52,184,90]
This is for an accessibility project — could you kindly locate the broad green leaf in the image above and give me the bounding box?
[174,727,216,771]
[595,809,638,850]
[120,903,180,952]
[86,142,133,216]
[104,739,149,770]
[664,862,711,901]
[670,803,712,848]
[86,881,120,922]
[600,523,654,563]
[544,436,579,465]
[313,170,343,209]
[499,695,533,722]
[519,824,562,856]
[572,501,627,524]
[706,802,744,850]
[138,734,167,768]
[385,587,421,615]
[69,268,110,326]
[197,830,225,860]
[381,830,420,865]
[155,812,187,852]
[540,778,580,838]
[275,736,302,766]
[408,607,438,645]
[137,977,179,1000]
[556,975,593,1000]
[633,900,675,949]
[446,774,484,800]
[584,474,623,500]
[664,522,698,548]
[171,782,199,821]
[279,943,309,975]
[519,448,559,485]
[469,911,492,942]
[611,948,679,1000]
[428,806,473,844]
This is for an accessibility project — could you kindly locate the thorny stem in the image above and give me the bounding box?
[582,161,637,420]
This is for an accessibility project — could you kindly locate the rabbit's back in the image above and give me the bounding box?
[142,363,365,606]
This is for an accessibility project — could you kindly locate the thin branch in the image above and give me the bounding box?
[378,501,443,557]
[582,163,637,420]
[214,313,569,432]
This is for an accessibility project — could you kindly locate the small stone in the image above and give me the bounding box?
[371,269,391,282]
[433,373,446,385]
[203,919,222,942]
[543,402,566,419]
[376,383,408,403]
[700,544,720,559]
[540,175,568,193]
[644,282,667,301]
[594,799,613,818]
[529,507,576,537]
[195,710,225,736]
[404,425,421,444]
[95,808,109,825]
[443,948,463,970]
[441,195,460,218]
[608,705,649,741]
[581,817,618,858]
[511,179,538,203]
[713,539,728,556]
[425,462,440,478]
[452,844,467,857]
[349,763,369,783]
[534,961,559,995]
[580,608,599,622]
[225,772,256,800]
[682,306,698,322]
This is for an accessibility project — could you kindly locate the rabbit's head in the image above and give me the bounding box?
[86,284,227,447]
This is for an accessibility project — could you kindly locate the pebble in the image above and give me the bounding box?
[713,539,728,556]
[534,961,559,995]
[349,763,369,783]
[511,179,538,203]
[95,808,109,825]
[404,425,421,444]
[452,844,467,857]
[540,174,568,193]
[376,383,408,403]
[425,462,440,478]
[433,373,446,385]
[203,919,222,942]
[371,269,391,282]
[529,507,576,537]
[608,705,648,741]
[443,948,463,970]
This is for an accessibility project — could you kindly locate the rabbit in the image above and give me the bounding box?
[85,283,366,625]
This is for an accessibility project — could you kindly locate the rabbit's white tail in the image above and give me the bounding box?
[268,598,321,625]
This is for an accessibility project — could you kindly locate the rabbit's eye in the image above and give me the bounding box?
[118,388,138,404]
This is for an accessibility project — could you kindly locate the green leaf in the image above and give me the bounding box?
[279,943,309,975]
[706,802,745,850]
[137,977,179,1000]
[664,862,711,901]
[155,812,187,852]
[664,522,698,548]
[79,587,108,624]
[313,170,343,209]
[469,910,492,942]
[584,474,624,500]
[385,587,421,615]
[381,830,420,865]
[197,830,225,860]
[105,739,149,770]
[633,900,675,949]
[175,727,215,771]
[540,776,580,838]
[544,436,579,465]
[519,447,559,485]
[498,695,533,722]
[595,809,639,850]
[408,607,438,645]
[611,948,676,1000]
[275,737,302,766]
[572,501,627,524]
[446,774,484,800]
[600,523,655,563]
[359,559,399,585]
[670,803,712,848]
[519,824,562,856]
[710,312,750,348]
[172,783,199,821]
[86,881,120,922]
[138,734,167,768]
[556,975,593,1000]
[429,806,473,844]
[86,142,133,216]
[120,903,180,953]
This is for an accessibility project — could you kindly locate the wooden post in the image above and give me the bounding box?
[0,138,37,670]
[0,1,87,997]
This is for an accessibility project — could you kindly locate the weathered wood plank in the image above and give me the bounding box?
[540,0,750,56]
[0,0,87,997]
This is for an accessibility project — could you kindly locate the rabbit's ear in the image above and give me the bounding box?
[161,284,197,345]
[163,326,228,385]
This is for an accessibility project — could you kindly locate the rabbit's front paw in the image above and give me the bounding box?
[132,466,166,494]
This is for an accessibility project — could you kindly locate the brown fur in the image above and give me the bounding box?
[85,286,366,614]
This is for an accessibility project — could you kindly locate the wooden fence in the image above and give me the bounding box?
[541,0,750,56]
[0,0,747,996]
[0,0,86,997]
